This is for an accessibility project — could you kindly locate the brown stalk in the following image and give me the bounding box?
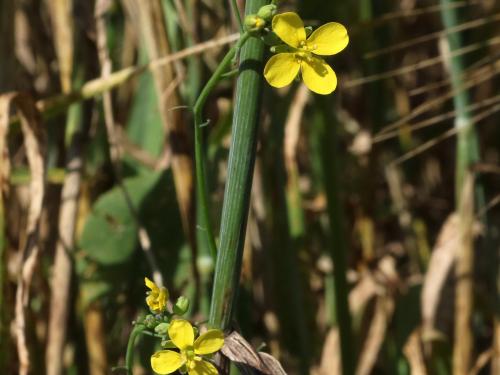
[0,93,46,375]
[83,305,108,375]
[44,0,76,373]
[45,116,87,375]
[46,0,74,93]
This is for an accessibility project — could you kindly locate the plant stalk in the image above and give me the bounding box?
[439,1,482,374]
[317,97,355,375]
[209,0,268,329]
[193,33,250,261]
[125,324,145,375]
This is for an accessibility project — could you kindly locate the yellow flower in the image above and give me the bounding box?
[264,12,349,95]
[151,319,224,375]
[145,277,168,314]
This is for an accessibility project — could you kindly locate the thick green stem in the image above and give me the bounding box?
[193,33,250,261]
[317,97,355,375]
[125,324,145,375]
[209,0,267,329]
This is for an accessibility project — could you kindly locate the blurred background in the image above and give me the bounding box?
[0,0,499,374]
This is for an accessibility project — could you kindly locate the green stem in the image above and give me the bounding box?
[317,97,355,375]
[193,33,251,261]
[125,324,145,375]
[209,0,267,330]
[230,0,244,32]
[440,0,481,199]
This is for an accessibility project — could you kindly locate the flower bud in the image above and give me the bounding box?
[244,15,266,32]
[143,314,157,329]
[173,296,190,316]
[197,255,214,276]
[155,322,169,335]
[257,5,277,22]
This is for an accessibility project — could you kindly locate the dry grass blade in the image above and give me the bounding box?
[221,331,286,375]
[318,328,341,375]
[374,94,500,144]
[46,0,74,93]
[453,172,475,375]
[345,37,500,88]
[7,33,239,128]
[469,349,493,375]
[403,329,427,375]
[284,84,310,175]
[0,93,46,375]
[421,214,459,338]
[389,101,500,166]
[375,60,500,137]
[364,1,481,29]
[365,14,500,59]
[356,296,395,375]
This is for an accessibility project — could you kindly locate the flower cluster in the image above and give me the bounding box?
[151,319,224,375]
[140,277,224,375]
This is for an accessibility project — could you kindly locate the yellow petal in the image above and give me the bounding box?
[168,319,194,350]
[272,12,306,48]
[306,22,349,56]
[301,57,337,95]
[151,350,184,374]
[158,288,169,307]
[188,359,219,375]
[264,53,300,88]
[194,329,224,355]
[145,277,157,292]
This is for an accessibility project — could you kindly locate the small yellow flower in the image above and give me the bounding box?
[145,277,168,314]
[264,12,349,95]
[151,319,224,375]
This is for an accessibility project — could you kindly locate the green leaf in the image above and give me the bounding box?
[79,172,163,265]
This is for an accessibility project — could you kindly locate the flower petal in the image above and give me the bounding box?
[264,53,300,89]
[145,277,157,291]
[194,329,224,355]
[306,22,349,56]
[188,359,219,375]
[272,12,306,48]
[301,57,337,95]
[151,350,184,374]
[168,319,194,350]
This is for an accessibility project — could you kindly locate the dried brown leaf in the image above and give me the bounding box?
[221,331,287,375]
[0,92,46,375]
[403,329,427,375]
[421,213,459,337]
[356,296,395,375]
[318,328,341,375]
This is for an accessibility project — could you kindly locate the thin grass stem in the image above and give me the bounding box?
[230,0,244,32]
